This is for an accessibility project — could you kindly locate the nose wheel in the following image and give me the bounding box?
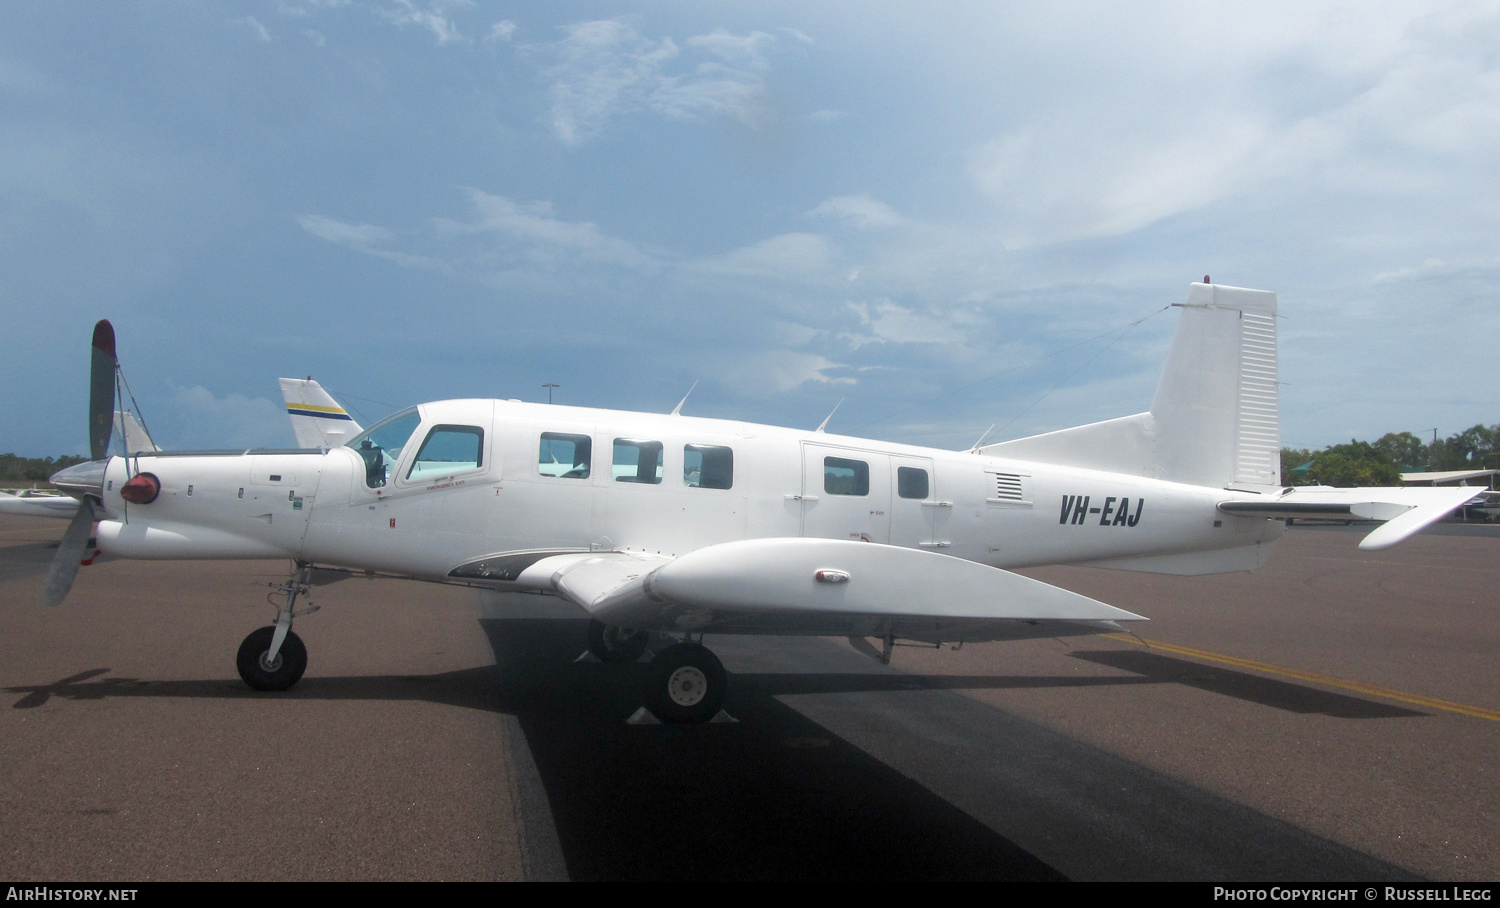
[237,626,308,691]
[646,642,727,723]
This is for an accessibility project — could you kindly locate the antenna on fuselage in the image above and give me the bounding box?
[815,398,845,433]
[670,378,699,416]
[969,424,996,454]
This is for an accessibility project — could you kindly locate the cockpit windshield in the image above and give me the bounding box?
[345,407,421,488]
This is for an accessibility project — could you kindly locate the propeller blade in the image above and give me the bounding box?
[89,320,116,461]
[41,498,96,606]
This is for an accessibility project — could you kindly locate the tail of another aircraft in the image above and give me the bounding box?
[984,282,1281,492]
[113,410,160,455]
[280,378,363,450]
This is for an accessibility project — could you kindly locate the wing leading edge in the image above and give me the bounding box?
[475,538,1144,644]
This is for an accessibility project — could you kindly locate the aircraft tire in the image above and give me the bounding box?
[236,626,308,692]
[586,619,649,663]
[647,642,727,724]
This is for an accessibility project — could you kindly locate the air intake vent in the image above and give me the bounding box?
[987,471,1030,504]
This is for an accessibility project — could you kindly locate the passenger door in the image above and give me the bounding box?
[800,443,891,544]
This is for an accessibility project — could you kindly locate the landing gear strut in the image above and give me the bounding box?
[237,562,317,691]
[646,642,727,724]
[586,619,650,663]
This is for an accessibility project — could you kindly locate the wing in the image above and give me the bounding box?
[455,538,1144,644]
[1218,485,1477,551]
[0,491,81,519]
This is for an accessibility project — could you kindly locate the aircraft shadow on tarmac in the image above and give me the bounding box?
[1065,650,1423,719]
[4,617,1426,881]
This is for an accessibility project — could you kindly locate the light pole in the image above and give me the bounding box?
[543,383,559,405]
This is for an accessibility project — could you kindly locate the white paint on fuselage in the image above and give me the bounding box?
[96,397,1283,582]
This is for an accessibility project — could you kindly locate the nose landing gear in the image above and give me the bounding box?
[238,562,318,692]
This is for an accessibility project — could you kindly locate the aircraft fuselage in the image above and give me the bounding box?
[93,398,1282,582]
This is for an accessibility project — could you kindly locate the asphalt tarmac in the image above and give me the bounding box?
[0,514,1495,881]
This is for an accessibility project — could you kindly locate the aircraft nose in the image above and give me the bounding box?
[49,459,108,498]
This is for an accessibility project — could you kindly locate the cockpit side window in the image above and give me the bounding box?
[407,425,484,481]
[346,408,421,489]
[539,432,591,479]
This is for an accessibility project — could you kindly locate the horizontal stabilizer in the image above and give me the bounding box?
[1218,486,1476,551]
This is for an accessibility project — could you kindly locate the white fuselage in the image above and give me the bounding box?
[94,398,1282,581]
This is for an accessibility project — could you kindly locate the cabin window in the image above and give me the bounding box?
[539,432,591,479]
[407,425,483,481]
[824,457,869,496]
[346,407,421,489]
[613,439,664,484]
[684,444,733,490]
[897,466,929,499]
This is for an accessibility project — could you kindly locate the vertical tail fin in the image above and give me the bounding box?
[983,282,1280,491]
[1151,282,1280,490]
[113,410,160,454]
[280,378,363,450]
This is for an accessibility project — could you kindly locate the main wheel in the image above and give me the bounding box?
[646,642,727,724]
[586,619,650,663]
[236,626,308,692]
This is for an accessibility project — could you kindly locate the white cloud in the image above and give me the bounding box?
[727,351,854,393]
[379,0,471,46]
[962,3,1500,248]
[840,299,966,349]
[486,20,516,42]
[296,214,440,269]
[540,20,781,146]
[234,17,273,42]
[444,189,656,270]
[808,195,905,229]
[168,386,292,450]
[689,232,838,280]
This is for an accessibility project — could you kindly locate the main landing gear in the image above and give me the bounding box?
[586,618,650,663]
[587,619,729,724]
[646,641,727,724]
[237,562,318,692]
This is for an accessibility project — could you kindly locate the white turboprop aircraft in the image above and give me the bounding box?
[44,284,1474,722]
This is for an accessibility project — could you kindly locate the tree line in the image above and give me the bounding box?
[1281,424,1499,487]
[0,453,89,485]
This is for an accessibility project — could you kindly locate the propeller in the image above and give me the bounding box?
[89,320,115,461]
[41,320,116,606]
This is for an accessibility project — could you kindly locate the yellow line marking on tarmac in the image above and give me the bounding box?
[1101,633,1500,722]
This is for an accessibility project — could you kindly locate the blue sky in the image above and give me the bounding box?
[3,2,1497,457]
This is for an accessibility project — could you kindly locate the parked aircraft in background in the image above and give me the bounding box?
[42,284,1475,722]
[280,377,363,450]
